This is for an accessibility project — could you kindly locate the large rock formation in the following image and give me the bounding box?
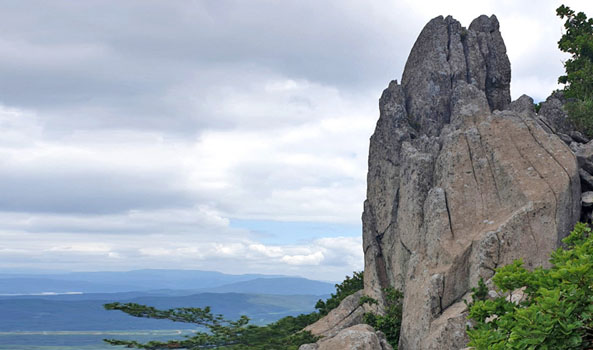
[363,15,580,349]
[300,14,583,350]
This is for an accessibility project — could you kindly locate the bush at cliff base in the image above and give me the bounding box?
[467,222,593,349]
[361,288,403,349]
[315,271,364,316]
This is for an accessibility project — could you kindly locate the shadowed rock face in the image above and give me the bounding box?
[363,15,580,349]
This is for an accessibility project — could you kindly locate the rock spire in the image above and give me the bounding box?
[300,14,582,350]
[364,14,579,349]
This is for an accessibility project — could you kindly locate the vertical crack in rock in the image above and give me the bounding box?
[446,20,452,62]
[444,190,455,238]
[464,132,485,213]
[439,275,445,315]
[475,122,503,205]
[399,237,412,255]
[520,116,574,183]
[507,119,560,231]
[371,207,390,292]
[461,29,471,83]
[525,215,540,257]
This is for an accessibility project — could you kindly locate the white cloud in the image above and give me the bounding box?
[282,252,325,266]
[2,0,593,280]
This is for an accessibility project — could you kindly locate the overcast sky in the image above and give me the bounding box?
[0,0,590,281]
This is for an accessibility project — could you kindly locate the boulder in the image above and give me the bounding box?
[556,132,574,145]
[580,169,593,190]
[576,141,593,174]
[299,325,393,350]
[569,130,589,143]
[510,94,535,116]
[538,90,574,134]
[304,290,365,339]
[582,191,593,207]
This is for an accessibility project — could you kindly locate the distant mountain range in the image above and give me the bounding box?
[0,292,325,331]
[0,269,335,295]
[0,269,336,334]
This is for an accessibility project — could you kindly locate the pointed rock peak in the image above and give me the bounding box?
[469,14,500,31]
[395,14,511,136]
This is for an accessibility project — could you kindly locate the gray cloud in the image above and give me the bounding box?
[0,171,193,214]
[0,0,580,136]
[0,0,415,135]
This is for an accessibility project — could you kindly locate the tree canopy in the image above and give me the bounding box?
[556,5,593,136]
[104,272,364,349]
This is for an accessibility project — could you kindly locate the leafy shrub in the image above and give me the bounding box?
[467,222,593,349]
[465,277,488,309]
[361,287,403,349]
[315,271,364,316]
[556,5,593,137]
[565,98,593,137]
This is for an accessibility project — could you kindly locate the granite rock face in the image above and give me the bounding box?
[400,15,511,137]
[538,91,574,135]
[300,325,393,350]
[303,290,365,339]
[299,14,582,350]
[363,15,580,350]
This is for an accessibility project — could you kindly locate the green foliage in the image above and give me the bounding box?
[465,277,488,310]
[557,5,593,137]
[103,302,319,349]
[467,222,593,349]
[361,287,403,349]
[472,278,489,302]
[565,98,593,137]
[359,294,379,306]
[104,272,365,349]
[557,5,593,99]
[315,271,364,316]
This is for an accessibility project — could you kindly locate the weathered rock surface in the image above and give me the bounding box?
[400,15,511,138]
[363,14,580,350]
[582,191,593,207]
[304,290,365,339]
[538,90,574,134]
[576,141,593,175]
[299,325,393,350]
